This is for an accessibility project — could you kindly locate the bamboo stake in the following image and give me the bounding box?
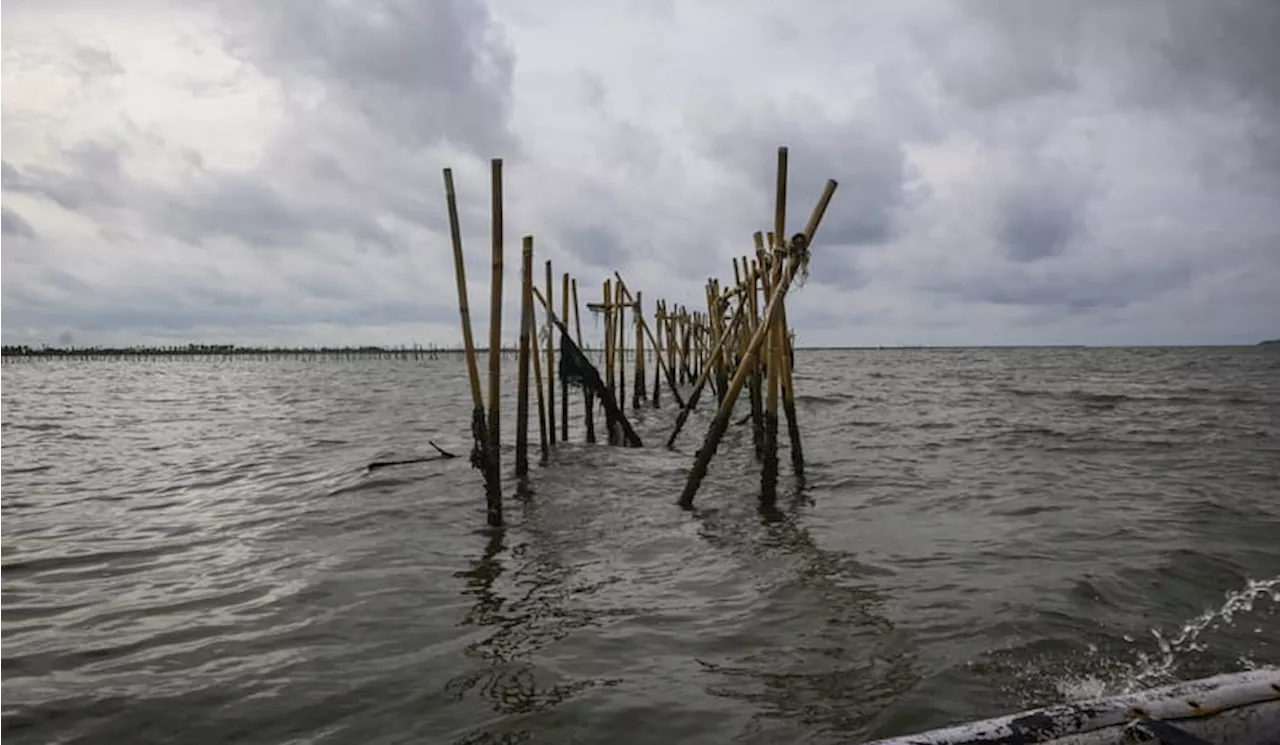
[561,272,570,441]
[612,273,686,408]
[616,279,626,411]
[778,297,803,477]
[572,278,593,443]
[442,167,485,416]
[633,291,645,410]
[545,260,556,446]
[678,177,838,508]
[484,158,504,526]
[666,295,750,448]
[533,286,641,447]
[530,295,549,463]
[516,235,533,478]
[761,147,788,504]
[652,300,664,407]
[603,279,614,397]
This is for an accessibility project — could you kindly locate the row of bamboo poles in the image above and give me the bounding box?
[444,147,837,526]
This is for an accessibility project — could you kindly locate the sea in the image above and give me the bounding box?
[3,347,1278,744]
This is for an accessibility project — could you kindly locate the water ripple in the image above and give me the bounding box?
[3,349,1279,744]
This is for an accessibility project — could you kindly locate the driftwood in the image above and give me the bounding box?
[367,441,458,471]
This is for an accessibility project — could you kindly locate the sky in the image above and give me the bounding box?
[2,0,1278,348]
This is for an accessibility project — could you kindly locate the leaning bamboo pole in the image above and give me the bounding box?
[444,166,501,524]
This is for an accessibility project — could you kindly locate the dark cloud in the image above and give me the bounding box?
[948,0,1280,188]
[928,257,1195,313]
[997,180,1088,263]
[215,0,516,155]
[561,224,629,270]
[706,108,918,250]
[1,206,37,238]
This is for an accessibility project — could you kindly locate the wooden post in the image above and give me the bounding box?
[561,272,570,441]
[761,146,788,505]
[652,301,664,407]
[666,296,749,449]
[442,167,485,420]
[603,279,615,397]
[778,298,803,477]
[545,260,556,446]
[613,273,686,408]
[530,296,550,464]
[484,158,505,526]
[633,291,645,410]
[516,235,533,477]
[572,278,593,443]
[678,177,838,508]
[616,279,626,410]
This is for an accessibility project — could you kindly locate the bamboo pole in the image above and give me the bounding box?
[561,272,570,441]
[678,177,838,508]
[530,296,549,464]
[516,235,533,477]
[603,279,615,397]
[612,273,685,408]
[572,278,593,443]
[572,278,584,346]
[777,296,803,477]
[533,286,641,447]
[652,300,664,407]
[633,291,645,410]
[484,158,505,526]
[545,260,556,446]
[666,295,750,448]
[442,167,485,415]
[746,254,765,461]
[761,147,788,504]
[616,279,626,411]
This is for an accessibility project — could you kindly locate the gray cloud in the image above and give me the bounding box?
[2,0,1277,347]
[1,206,37,238]
[216,0,516,155]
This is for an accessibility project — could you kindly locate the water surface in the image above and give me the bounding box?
[3,347,1278,743]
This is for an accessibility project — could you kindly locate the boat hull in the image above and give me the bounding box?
[864,668,1280,744]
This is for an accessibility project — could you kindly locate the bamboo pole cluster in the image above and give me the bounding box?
[443,147,837,525]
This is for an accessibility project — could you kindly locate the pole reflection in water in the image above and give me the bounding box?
[444,503,623,744]
[690,501,922,741]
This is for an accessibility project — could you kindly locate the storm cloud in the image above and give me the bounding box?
[2,0,1277,347]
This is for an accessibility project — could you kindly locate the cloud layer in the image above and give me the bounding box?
[3,0,1278,347]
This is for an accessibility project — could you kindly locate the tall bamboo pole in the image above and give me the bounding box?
[516,235,533,477]
[616,279,626,410]
[530,297,549,464]
[561,272,570,441]
[545,260,556,446]
[484,158,505,526]
[443,168,485,414]
[633,291,645,410]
